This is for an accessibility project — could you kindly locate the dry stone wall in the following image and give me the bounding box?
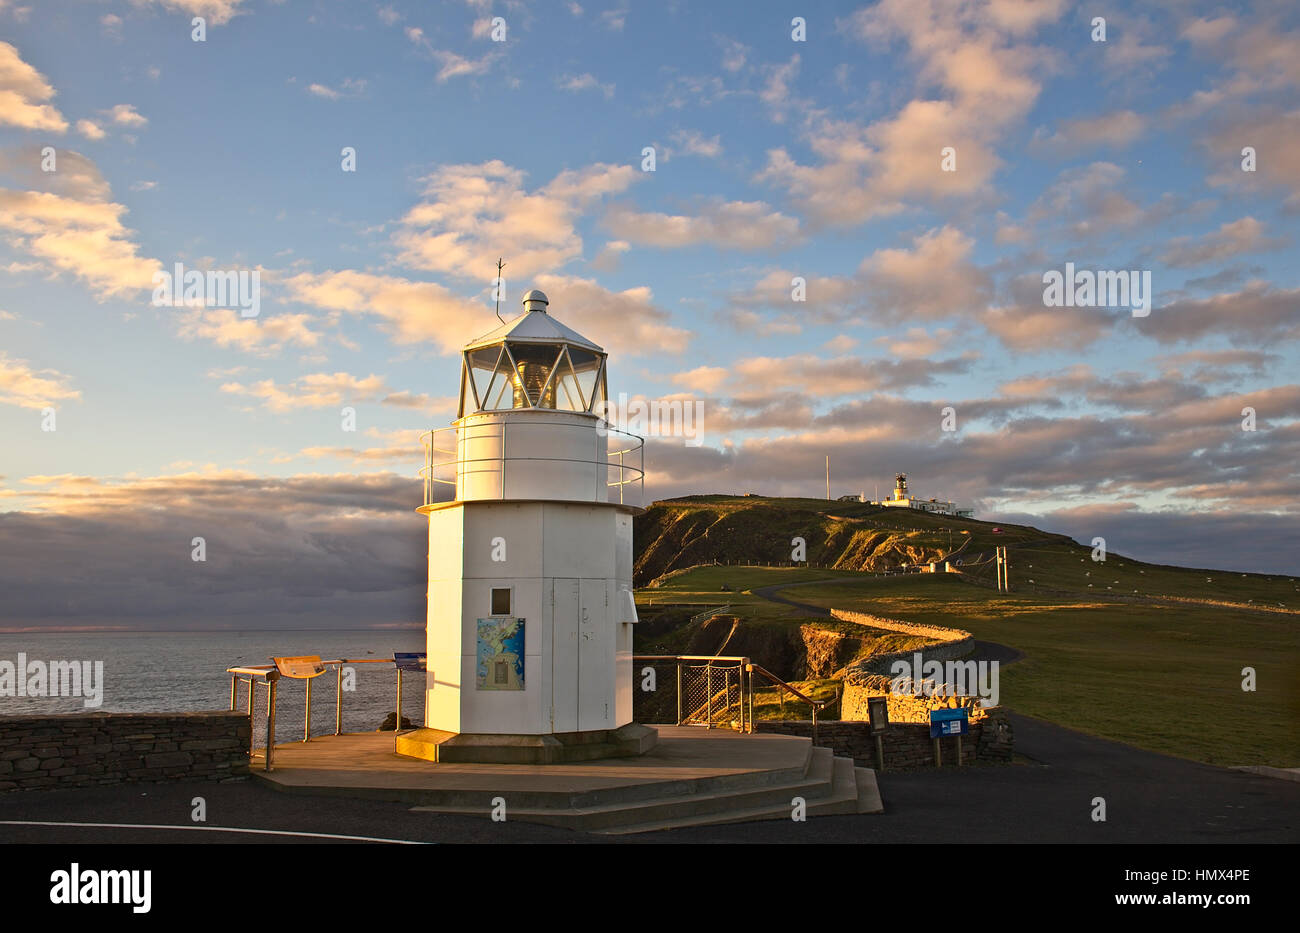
[757,708,1013,770]
[0,711,250,792]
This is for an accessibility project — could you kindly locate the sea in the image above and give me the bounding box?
[0,629,427,748]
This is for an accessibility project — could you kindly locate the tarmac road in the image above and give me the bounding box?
[1,710,1295,844]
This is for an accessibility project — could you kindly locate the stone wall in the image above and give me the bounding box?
[756,708,1013,771]
[841,672,987,723]
[831,608,974,678]
[0,711,251,792]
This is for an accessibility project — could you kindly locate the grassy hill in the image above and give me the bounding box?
[636,495,1300,608]
[633,496,1300,767]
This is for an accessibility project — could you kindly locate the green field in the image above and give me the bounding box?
[790,575,1300,767]
[639,564,867,617]
[633,497,1300,767]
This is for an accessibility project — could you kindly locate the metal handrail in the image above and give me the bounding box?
[689,604,731,626]
[226,657,411,772]
[747,663,839,744]
[419,422,645,508]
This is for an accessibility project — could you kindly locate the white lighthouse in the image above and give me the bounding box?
[400,289,654,764]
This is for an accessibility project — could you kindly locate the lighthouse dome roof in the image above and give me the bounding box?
[464,291,603,353]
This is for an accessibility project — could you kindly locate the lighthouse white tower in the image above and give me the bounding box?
[402,289,654,764]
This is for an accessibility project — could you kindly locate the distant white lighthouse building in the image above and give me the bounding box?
[403,289,652,763]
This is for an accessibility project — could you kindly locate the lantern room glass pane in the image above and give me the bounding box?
[507,342,561,409]
[589,369,607,415]
[568,349,602,413]
[551,350,584,412]
[458,369,475,418]
[467,346,502,410]
[482,348,518,410]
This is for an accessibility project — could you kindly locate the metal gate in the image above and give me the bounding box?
[681,660,745,729]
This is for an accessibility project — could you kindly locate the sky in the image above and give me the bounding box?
[1,0,1298,630]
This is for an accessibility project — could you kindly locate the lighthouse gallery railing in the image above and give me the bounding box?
[419,422,645,508]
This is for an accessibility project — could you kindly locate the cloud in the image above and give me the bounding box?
[393,160,640,281]
[1135,284,1300,345]
[759,55,801,119]
[0,354,79,409]
[433,50,496,81]
[873,327,954,359]
[600,5,627,31]
[282,428,435,466]
[718,37,748,73]
[0,471,425,630]
[669,129,723,159]
[102,103,147,127]
[531,273,691,356]
[727,226,989,326]
[305,78,367,101]
[689,352,973,400]
[1181,15,1300,96]
[982,273,1113,351]
[0,42,68,132]
[218,374,453,419]
[589,239,629,272]
[757,0,1062,224]
[558,73,614,99]
[404,27,498,81]
[1030,110,1146,153]
[221,375,454,419]
[0,144,111,201]
[1150,349,1279,384]
[0,186,160,300]
[1025,161,1187,241]
[75,119,105,140]
[281,269,485,351]
[998,505,1299,577]
[862,226,990,321]
[133,0,247,27]
[603,199,800,250]
[1160,217,1286,268]
[1100,19,1171,74]
[175,307,328,354]
[220,372,392,412]
[1201,108,1300,207]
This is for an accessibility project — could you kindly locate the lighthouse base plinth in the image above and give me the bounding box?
[396,723,657,765]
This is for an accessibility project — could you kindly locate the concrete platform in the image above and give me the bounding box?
[251,726,882,834]
[395,722,657,764]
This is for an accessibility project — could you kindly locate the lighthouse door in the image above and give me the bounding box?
[578,578,613,731]
[550,578,580,733]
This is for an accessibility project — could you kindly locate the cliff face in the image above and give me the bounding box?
[633,498,959,586]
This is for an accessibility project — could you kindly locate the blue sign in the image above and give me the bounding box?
[394,652,426,672]
[929,707,969,738]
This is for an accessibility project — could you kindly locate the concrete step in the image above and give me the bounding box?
[855,765,884,814]
[592,755,873,835]
[409,746,839,831]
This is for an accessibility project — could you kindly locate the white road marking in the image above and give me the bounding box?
[0,820,430,844]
